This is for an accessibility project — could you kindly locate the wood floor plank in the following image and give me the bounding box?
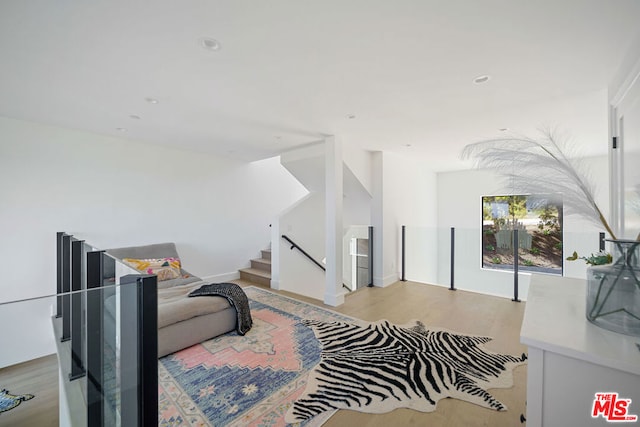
[0,353,59,427]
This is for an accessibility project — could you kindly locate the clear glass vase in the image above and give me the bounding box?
[586,239,640,336]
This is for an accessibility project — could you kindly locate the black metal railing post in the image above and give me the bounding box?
[86,250,105,427]
[368,226,374,287]
[599,232,605,251]
[61,234,72,342]
[450,227,456,291]
[513,229,520,302]
[120,274,158,427]
[401,226,406,282]
[139,275,159,427]
[56,232,64,318]
[69,239,86,380]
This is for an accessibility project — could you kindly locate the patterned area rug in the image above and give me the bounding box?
[158,287,358,426]
[286,319,527,423]
[159,287,526,426]
[0,388,34,414]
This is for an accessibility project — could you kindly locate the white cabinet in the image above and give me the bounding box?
[521,275,640,426]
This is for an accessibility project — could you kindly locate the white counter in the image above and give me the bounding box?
[521,274,640,426]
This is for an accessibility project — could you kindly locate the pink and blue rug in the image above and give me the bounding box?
[0,388,33,414]
[158,286,356,426]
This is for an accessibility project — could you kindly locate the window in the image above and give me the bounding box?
[482,194,563,274]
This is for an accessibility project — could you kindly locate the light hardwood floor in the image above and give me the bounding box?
[0,280,527,427]
[242,280,528,427]
[0,353,59,427]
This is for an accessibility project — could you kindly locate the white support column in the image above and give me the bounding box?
[371,151,384,286]
[324,136,345,306]
[270,219,280,290]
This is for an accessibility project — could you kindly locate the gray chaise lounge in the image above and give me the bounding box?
[106,242,237,357]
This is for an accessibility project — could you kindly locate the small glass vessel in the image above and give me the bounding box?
[586,239,640,336]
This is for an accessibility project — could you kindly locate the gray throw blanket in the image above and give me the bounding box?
[188,283,253,335]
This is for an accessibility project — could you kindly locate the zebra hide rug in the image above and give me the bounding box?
[285,318,527,423]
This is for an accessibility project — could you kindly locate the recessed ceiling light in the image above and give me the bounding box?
[346,114,356,119]
[200,37,221,51]
[130,115,141,120]
[473,75,491,84]
[145,97,159,104]
[116,127,127,132]
[405,144,412,147]
[498,128,509,132]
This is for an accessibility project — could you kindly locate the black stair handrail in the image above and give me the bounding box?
[281,234,354,292]
[282,235,326,271]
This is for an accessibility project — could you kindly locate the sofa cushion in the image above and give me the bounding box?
[157,282,232,328]
[106,242,200,289]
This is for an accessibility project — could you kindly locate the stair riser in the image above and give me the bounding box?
[240,271,271,287]
[251,259,271,272]
[261,250,271,261]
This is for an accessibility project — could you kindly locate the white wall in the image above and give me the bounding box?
[278,141,371,301]
[372,152,438,286]
[278,193,326,300]
[343,143,373,195]
[436,156,610,300]
[343,164,372,227]
[0,116,307,367]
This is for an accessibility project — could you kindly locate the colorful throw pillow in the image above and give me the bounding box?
[122,257,182,282]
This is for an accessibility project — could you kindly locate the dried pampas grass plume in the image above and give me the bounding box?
[461,129,619,240]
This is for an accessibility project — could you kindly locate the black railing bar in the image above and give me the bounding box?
[450,227,456,291]
[512,229,521,302]
[282,235,326,271]
[368,226,374,287]
[281,235,356,292]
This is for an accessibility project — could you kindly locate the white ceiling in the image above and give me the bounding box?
[1,0,639,171]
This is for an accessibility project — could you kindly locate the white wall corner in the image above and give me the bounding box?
[373,273,398,287]
[371,152,384,288]
[324,291,345,307]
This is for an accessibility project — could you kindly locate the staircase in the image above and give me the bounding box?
[239,249,271,286]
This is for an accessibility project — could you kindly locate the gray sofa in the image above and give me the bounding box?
[106,242,237,357]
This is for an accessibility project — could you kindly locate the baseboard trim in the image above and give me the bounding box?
[324,292,345,307]
[270,279,280,290]
[201,271,240,283]
[373,274,398,287]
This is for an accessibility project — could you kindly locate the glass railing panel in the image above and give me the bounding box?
[452,227,523,299]
[0,294,57,369]
[403,225,608,301]
[403,226,441,286]
[2,234,159,427]
[54,249,143,427]
[0,294,58,425]
[57,248,155,427]
[343,225,371,291]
